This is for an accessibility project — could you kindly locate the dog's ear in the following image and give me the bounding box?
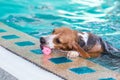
[71,42,91,58]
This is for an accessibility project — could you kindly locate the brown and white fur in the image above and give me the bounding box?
[40,27,119,58]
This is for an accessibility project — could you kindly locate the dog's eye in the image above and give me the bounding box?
[56,38,61,44]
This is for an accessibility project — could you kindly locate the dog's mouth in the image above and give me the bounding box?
[40,44,52,50]
[40,44,52,55]
[40,44,68,55]
[40,45,44,50]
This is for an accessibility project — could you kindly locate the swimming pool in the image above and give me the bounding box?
[0,0,120,72]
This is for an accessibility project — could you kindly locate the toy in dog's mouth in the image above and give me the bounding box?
[40,45,52,55]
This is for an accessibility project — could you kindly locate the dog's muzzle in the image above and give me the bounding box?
[40,37,46,49]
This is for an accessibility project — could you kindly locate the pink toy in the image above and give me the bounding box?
[42,46,51,55]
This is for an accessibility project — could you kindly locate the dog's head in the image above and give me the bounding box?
[40,27,79,51]
[40,27,103,58]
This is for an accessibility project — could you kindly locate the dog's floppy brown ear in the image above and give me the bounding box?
[72,42,91,58]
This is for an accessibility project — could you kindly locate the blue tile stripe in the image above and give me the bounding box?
[99,78,116,80]
[15,41,35,46]
[69,66,95,75]
[49,57,72,64]
[30,49,42,54]
[2,35,19,40]
[0,29,6,32]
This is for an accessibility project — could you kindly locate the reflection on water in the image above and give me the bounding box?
[0,0,120,73]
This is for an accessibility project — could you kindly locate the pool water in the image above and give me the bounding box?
[0,0,120,72]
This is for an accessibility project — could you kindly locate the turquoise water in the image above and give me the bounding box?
[0,0,120,72]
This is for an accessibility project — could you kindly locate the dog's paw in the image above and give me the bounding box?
[67,51,79,58]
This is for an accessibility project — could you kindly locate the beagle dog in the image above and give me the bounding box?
[40,27,119,58]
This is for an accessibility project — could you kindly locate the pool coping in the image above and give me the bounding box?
[0,22,120,80]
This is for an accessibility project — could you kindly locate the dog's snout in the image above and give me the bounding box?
[40,37,46,44]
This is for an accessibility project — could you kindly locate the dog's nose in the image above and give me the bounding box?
[40,37,46,44]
